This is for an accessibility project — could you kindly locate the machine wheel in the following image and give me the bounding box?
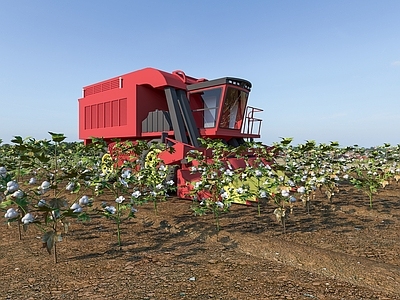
[143,147,163,169]
[101,153,114,174]
[137,139,160,167]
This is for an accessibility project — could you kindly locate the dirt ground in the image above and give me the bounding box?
[1,183,400,300]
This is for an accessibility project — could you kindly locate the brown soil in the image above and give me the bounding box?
[1,184,400,300]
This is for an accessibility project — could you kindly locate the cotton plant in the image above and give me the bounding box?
[258,169,294,233]
[91,148,135,199]
[6,136,34,182]
[185,138,251,232]
[313,148,345,203]
[254,138,342,228]
[92,140,173,249]
[319,174,340,203]
[90,141,142,250]
[34,198,91,263]
[7,134,71,193]
[346,144,396,209]
[0,139,30,182]
[263,138,302,230]
[274,154,313,215]
[30,174,93,263]
[385,161,400,185]
[296,175,318,214]
[129,141,176,215]
[284,140,348,211]
[0,167,13,201]
[197,138,297,230]
[350,157,391,208]
[1,175,89,255]
[99,194,137,250]
[0,139,12,170]
[239,140,277,216]
[0,133,93,263]
[0,172,32,240]
[32,133,95,197]
[244,162,274,215]
[370,144,400,187]
[305,162,340,204]
[57,138,106,190]
[9,136,56,186]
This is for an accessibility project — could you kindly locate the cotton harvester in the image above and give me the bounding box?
[78,67,263,203]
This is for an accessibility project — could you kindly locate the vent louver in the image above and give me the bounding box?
[84,78,121,97]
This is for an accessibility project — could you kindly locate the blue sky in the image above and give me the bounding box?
[1,1,399,147]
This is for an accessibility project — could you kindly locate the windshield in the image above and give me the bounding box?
[219,87,248,129]
[191,87,222,128]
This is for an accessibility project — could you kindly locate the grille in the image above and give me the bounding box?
[84,78,121,97]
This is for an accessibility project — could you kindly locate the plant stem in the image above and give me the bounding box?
[368,192,373,208]
[153,200,158,215]
[18,220,22,241]
[282,217,286,234]
[116,221,121,250]
[116,203,122,250]
[54,241,57,263]
[53,223,58,263]
[257,178,261,216]
[215,209,220,232]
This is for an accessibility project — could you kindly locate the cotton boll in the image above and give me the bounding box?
[6,181,19,193]
[21,213,34,224]
[5,208,19,219]
[79,195,89,206]
[12,190,24,198]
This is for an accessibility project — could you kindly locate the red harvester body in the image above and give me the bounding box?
[78,67,263,200]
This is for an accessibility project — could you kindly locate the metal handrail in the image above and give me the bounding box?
[242,106,263,136]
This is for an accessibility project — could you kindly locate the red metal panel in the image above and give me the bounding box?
[119,98,127,126]
[91,105,97,129]
[105,102,111,127]
[85,106,91,130]
[98,103,104,128]
[112,100,119,127]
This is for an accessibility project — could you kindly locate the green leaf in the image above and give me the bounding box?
[330,141,339,147]
[11,136,23,145]
[42,231,56,254]
[48,132,66,143]
[48,198,67,209]
[280,137,293,146]
[0,200,13,209]
[15,197,29,208]
[77,213,90,222]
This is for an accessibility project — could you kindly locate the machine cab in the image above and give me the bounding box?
[187,78,262,142]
